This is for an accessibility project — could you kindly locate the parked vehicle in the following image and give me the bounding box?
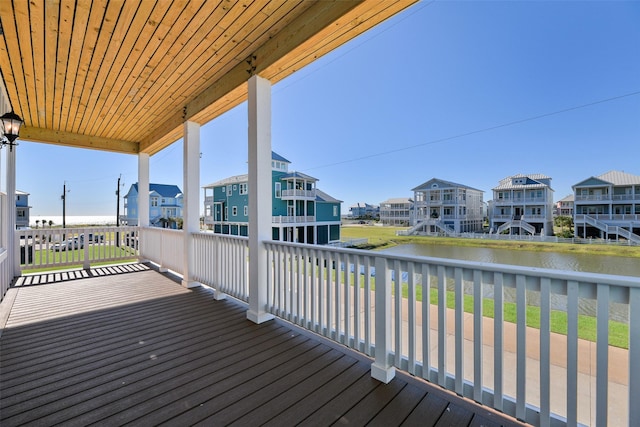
[52,238,83,251]
[80,233,104,243]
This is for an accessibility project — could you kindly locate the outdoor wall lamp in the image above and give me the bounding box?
[0,111,23,151]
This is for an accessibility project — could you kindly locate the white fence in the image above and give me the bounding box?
[139,227,183,275]
[264,240,639,427]
[192,232,249,302]
[17,226,139,271]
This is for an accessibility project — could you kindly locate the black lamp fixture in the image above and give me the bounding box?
[0,111,23,150]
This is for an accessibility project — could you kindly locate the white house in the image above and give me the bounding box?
[490,173,554,236]
[572,170,640,242]
[379,197,413,226]
[410,178,484,235]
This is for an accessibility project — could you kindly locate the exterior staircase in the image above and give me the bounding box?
[407,219,456,236]
[584,215,640,243]
[496,220,536,235]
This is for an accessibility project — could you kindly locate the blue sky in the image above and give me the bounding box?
[9,1,640,218]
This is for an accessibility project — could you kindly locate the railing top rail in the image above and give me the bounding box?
[264,239,640,288]
[193,231,249,242]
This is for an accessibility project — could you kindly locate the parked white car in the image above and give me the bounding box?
[52,238,83,251]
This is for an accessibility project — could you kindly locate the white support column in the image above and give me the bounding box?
[371,256,395,383]
[8,147,18,276]
[247,75,274,324]
[137,153,149,262]
[138,153,150,227]
[182,121,201,288]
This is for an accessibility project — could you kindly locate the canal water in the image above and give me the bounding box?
[381,243,640,322]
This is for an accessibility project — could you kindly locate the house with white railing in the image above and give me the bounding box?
[572,170,640,243]
[556,194,574,217]
[379,197,413,226]
[490,173,555,236]
[1,2,639,426]
[410,178,484,235]
[349,202,379,219]
[203,152,342,244]
[124,183,183,229]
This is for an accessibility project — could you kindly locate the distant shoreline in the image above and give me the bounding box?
[29,215,117,228]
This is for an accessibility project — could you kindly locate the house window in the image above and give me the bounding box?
[227,186,232,196]
[244,206,248,216]
[239,183,247,195]
[232,206,237,216]
[221,186,225,193]
[233,185,237,190]
[275,182,281,198]
[225,207,228,220]
[151,197,158,207]
[333,206,338,217]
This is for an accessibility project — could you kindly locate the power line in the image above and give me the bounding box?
[302,90,640,172]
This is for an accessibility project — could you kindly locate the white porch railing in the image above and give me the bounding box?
[139,227,183,275]
[263,240,639,427]
[192,232,249,302]
[17,226,139,271]
[271,215,315,224]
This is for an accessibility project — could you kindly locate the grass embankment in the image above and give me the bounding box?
[344,225,634,349]
[342,225,640,258]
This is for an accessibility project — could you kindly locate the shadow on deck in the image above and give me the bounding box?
[1,264,525,426]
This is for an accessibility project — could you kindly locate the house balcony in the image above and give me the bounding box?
[281,189,316,200]
[272,215,316,224]
[4,226,638,426]
[574,195,611,202]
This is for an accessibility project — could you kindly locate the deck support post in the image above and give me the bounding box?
[137,153,149,262]
[7,146,18,277]
[247,75,274,324]
[371,256,396,383]
[182,121,201,288]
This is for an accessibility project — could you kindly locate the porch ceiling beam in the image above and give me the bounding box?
[139,0,389,155]
[19,126,139,154]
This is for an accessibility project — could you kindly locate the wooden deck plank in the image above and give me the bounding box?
[434,402,475,427]
[367,382,429,426]
[1,265,524,427]
[259,357,370,426]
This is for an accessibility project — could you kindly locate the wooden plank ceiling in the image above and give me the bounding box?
[0,0,416,155]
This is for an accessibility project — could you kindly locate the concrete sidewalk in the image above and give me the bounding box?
[395,300,629,426]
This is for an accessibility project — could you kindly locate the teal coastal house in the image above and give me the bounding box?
[123,183,183,228]
[203,152,342,244]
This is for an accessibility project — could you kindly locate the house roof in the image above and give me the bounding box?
[557,194,575,202]
[129,183,182,198]
[272,152,291,164]
[0,1,416,155]
[381,197,413,204]
[315,189,342,203]
[204,174,249,188]
[493,174,553,191]
[281,171,317,181]
[412,178,483,193]
[597,170,640,186]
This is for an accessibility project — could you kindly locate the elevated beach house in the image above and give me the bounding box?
[409,178,484,235]
[124,183,183,229]
[490,173,555,236]
[572,170,640,243]
[1,2,638,426]
[379,197,413,226]
[203,152,342,244]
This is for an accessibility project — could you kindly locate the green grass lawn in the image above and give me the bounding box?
[23,244,138,273]
[340,225,632,348]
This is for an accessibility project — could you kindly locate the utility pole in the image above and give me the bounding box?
[116,175,121,227]
[116,175,122,247]
[61,182,67,228]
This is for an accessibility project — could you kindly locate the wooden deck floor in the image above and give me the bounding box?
[0,264,526,426]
